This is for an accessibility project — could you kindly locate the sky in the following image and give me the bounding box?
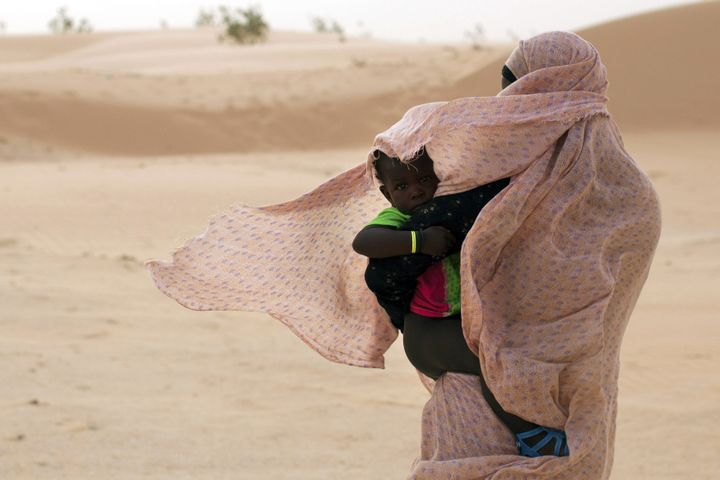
[0,0,702,42]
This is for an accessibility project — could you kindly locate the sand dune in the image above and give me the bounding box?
[2,2,719,157]
[440,1,720,132]
[0,32,117,63]
[0,30,505,157]
[1,2,718,479]
[579,1,720,131]
[0,91,387,156]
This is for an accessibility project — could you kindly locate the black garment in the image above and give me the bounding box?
[502,64,518,84]
[364,178,510,330]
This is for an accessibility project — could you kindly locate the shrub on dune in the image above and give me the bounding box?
[217,5,269,44]
[195,8,216,28]
[47,7,92,34]
[310,16,346,42]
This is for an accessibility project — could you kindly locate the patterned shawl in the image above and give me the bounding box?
[146,31,661,479]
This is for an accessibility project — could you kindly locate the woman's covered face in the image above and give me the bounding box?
[498,32,608,96]
[500,64,517,91]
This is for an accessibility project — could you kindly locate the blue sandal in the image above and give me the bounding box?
[515,426,570,457]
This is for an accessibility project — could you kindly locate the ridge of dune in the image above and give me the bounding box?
[0,29,417,75]
[578,1,720,130]
[0,29,327,65]
[0,29,502,157]
[0,32,117,63]
[0,90,403,156]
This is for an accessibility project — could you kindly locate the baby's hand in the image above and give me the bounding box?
[420,226,456,256]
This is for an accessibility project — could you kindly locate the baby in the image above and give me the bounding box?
[353,148,509,330]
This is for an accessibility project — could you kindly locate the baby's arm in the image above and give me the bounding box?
[353,226,456,258]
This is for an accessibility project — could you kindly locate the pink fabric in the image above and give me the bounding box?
[409,260,451,318]
[505,46,529,79]
[146,31,661,479]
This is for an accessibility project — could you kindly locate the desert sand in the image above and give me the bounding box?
[1,2,718,479]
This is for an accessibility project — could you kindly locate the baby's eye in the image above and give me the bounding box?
[395,183,407,191]
[420,176,432,183]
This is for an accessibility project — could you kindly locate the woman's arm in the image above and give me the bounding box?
[353,226,456,258]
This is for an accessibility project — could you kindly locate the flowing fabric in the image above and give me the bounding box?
[146,31,661,479]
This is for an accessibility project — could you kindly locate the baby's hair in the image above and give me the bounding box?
[372,150,397,182]
[372,146,429,182]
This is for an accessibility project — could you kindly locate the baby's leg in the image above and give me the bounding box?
[403,313,570,456]
[403,313,537,434]
[402,313,479,378]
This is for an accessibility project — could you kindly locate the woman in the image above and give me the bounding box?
[147,32,661,479]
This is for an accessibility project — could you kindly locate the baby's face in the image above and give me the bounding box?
[378,154,440,214]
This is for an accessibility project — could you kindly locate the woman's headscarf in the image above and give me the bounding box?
[146,31,660,479]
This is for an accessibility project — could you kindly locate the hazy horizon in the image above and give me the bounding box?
[0,0,703,43]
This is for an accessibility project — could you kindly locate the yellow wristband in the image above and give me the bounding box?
[411,231,417,254]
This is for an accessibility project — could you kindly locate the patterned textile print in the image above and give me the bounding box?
[146,31,661,479]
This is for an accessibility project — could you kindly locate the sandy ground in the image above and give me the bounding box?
[1,2,719,479]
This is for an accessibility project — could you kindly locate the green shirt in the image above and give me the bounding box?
[365,207,411,229]
[364,207,461,317]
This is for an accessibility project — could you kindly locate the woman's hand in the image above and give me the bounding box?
[420,226,456,256]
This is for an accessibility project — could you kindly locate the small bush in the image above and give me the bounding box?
[195,8,216,28]
[310,16,328,33]
[330,20,345,42]
[464,23,485,51]
[48,7,93,34]
[217,5,269,44]
[310,16,345,42]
